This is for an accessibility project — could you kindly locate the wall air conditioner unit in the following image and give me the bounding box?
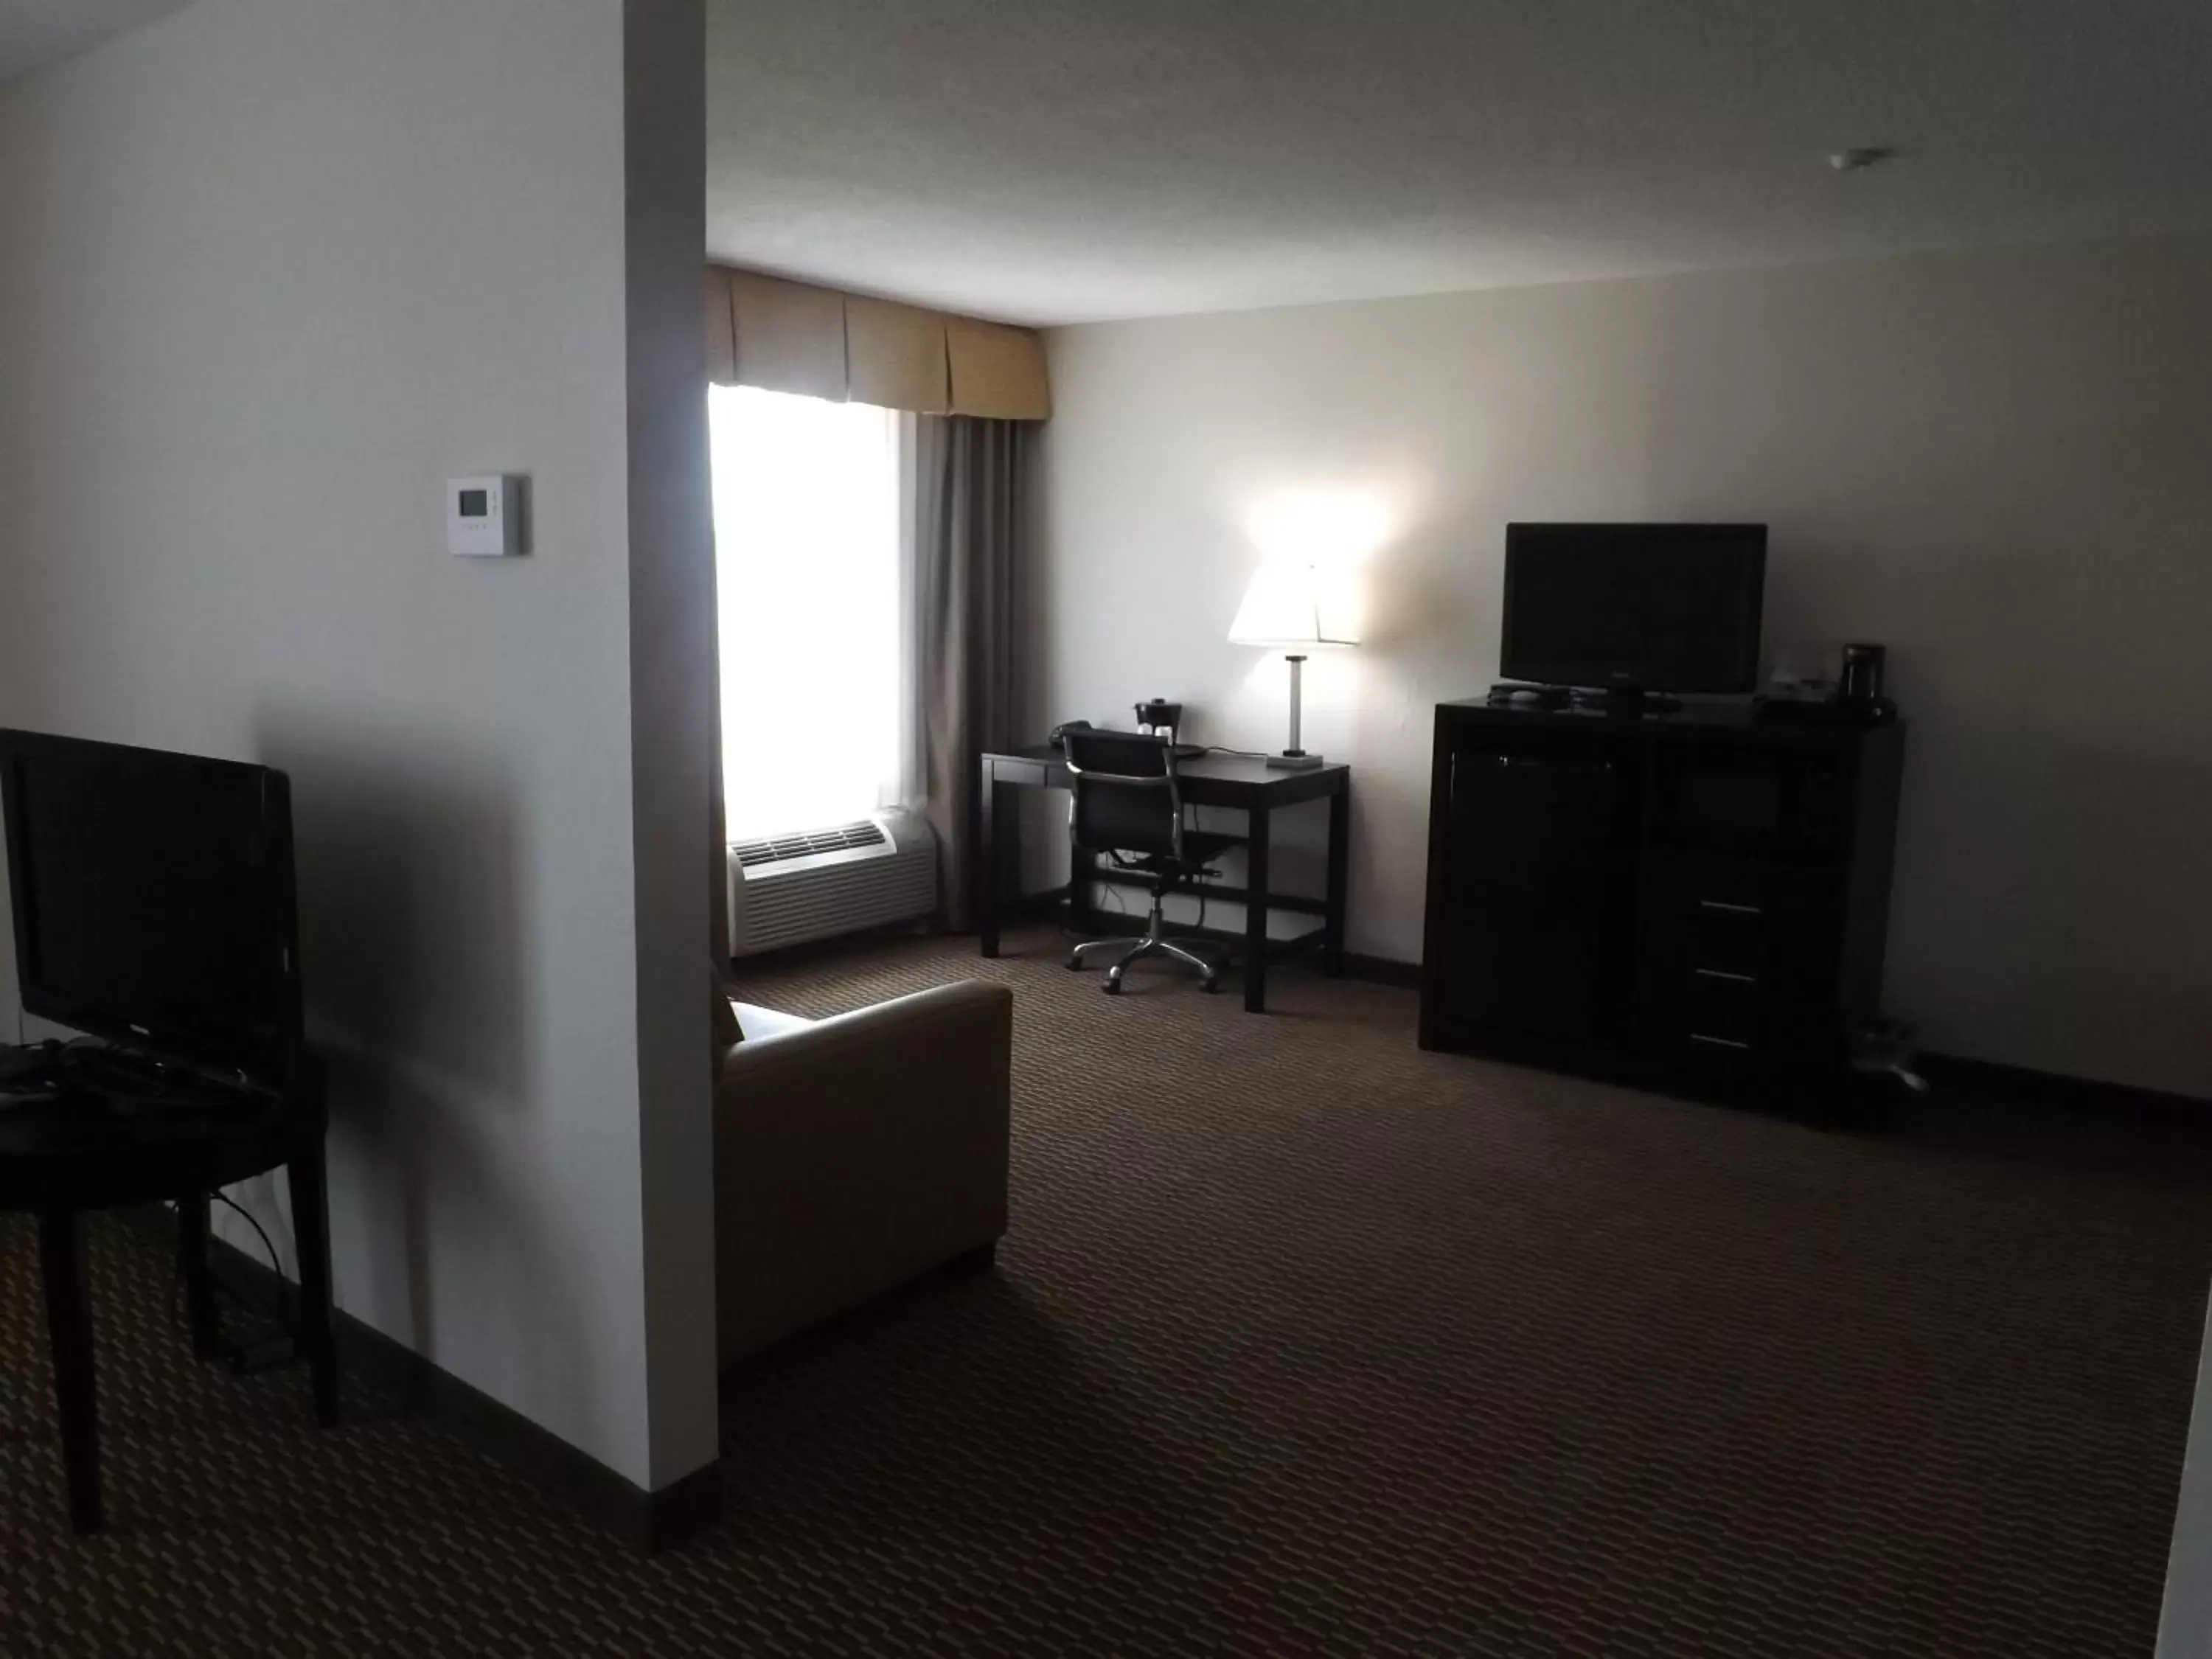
[726,809,939,956]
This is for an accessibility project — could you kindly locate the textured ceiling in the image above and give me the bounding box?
[706,0,2212,324]
[0,0,188,86]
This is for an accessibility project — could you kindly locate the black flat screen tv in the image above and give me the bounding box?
[0,730,302,1084]
[1500,523,1767,695]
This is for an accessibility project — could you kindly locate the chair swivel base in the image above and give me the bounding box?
[1066,902,1225,995]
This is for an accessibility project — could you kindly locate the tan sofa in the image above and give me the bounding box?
[714,981,1013,1367]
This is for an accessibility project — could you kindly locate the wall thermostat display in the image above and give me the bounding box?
[447,474,526,557]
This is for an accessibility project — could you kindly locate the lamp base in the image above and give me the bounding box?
[1266,750,1326,771]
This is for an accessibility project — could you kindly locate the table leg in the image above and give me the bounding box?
[179,1193,220,1360]
[1245,801,1273,1013]
[978,763,1004,958]
[1324,787,1349,978]
[288,1150,341,1427]
[38,1211,102,1534]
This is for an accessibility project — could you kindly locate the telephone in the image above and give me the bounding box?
[1047,720,1095,750]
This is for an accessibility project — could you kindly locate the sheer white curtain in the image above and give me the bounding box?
[709,386,909,841]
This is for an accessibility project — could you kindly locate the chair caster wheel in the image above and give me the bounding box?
[1065,956,1085,971]
[1200,979,1221,994]
[1103,978,1123,995]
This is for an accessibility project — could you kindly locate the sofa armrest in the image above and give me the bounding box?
[714,981,1012,1365]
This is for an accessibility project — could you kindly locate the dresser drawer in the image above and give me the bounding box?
[1645,858,1840,990]
[1688,902,1767,976]
[1637,854,1846,1068]
[1683,970,1760,1043]
[1673,975,1829,1057]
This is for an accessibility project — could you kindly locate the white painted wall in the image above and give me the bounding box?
[1032,236,2212,1099]
[620,0,722,1489]
[0,0,718,1490]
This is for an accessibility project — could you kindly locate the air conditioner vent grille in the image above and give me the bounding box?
[728,811,938,956]
[732,819,888,869]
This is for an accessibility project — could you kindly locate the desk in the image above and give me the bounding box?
[977,745,1351,1012]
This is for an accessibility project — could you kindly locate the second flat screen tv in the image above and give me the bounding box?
[0,729,302,1085]
[1501,523,1766,695]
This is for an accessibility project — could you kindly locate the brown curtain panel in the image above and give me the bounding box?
[916,415,1026,930]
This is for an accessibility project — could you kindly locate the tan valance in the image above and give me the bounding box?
[846,296,951,414]
[945,315,1051,420]
[706,265,1049,420]
[728,270,847,403]
[703,268,736,385]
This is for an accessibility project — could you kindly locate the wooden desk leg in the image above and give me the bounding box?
[288,1151,341,1428]
[38,1211,102,1534]
[1245,801,1273,1013]
[978,765,1004,958]
[1324,787,1349,978]
[179,1194,220,1360]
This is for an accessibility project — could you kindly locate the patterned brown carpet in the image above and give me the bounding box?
[4,926,2209,1656]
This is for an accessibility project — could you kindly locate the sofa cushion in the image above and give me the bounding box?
[732,1001,816,1043]
[712,967,742,1047]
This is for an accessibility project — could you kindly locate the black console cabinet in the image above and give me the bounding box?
[1419,699,1905,1104]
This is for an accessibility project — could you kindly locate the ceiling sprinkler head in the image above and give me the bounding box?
[1829,146,1896,173]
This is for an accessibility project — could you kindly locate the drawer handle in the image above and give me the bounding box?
[1690,1032,1752,1050]
[1698,899,1762,915]
[1694,967,1757,984]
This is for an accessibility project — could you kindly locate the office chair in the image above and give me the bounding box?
[1061,728,1240,995]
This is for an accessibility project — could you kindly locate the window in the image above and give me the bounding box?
[709,386,905,841]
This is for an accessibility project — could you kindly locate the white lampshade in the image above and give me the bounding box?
[1226,562,1363,648]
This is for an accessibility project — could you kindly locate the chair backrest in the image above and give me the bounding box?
[1062,729,1184,861]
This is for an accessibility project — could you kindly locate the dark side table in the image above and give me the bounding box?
[0,1046,338,1533]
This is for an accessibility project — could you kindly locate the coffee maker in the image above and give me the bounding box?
[1135,699,1183,746]
[1756,643,1896,726]
[1837,644,1886,709]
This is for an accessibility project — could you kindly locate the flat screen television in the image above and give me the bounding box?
[1500,523,1767,700]
[0,730,302,1085]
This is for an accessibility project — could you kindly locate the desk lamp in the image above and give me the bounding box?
[1228,562,1360,770]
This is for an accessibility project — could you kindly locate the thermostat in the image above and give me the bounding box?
[447,474,526,557]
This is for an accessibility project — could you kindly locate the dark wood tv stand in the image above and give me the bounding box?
[0,1044,338,1532]
[1419,698,1907,1108]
